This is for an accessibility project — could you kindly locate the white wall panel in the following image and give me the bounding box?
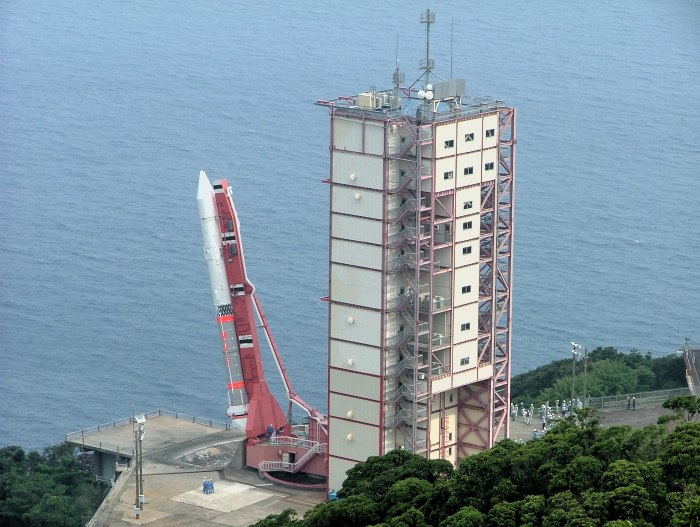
[329,418,380,461]
[456,152,482,187]
[455,187,481,217]
[332,151,384,190]
[365,123,386,156]
[453,265,479,306]
[482,148,499,182]
[454,240,478,267]
[435,156,456,193]
[330,304,382,347]
[457,117,483,154]
[329,457,359,493]
[455,214,479,243]
[331,264,382,309]
[330,393,380,426]
[478,364,494,380]
[453,340,478,373]
[452,303,478,343]
[333,117,363,152]
[435,122,457,158]
[332,186,384,220]
[332,239,382,270]
[330,339,380,376]
[483,113,499,149]
[330,368,381,400]
[432,376,452,394]
[453,368,478,388]
[332,214,383,244]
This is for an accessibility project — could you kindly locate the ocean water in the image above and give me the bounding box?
[1,0,698,450]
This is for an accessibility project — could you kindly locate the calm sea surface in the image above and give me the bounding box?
[1,1,698,450]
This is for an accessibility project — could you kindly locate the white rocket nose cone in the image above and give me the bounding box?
[197,171,216,218]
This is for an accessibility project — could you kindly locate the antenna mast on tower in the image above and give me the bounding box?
[419,9,435,84]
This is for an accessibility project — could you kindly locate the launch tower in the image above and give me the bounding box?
[317,10,516,490]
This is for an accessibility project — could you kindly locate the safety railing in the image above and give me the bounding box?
[258,441,327,474]
[65,408,232,443]
[587,388,692,410]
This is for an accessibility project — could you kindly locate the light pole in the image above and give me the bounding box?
[570,345,578,402]
[571,342,588,407]
[134,415,146,515]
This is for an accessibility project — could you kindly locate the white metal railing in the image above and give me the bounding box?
[269,436,317,450]
[258,441,327,474]
[65,409,232,443]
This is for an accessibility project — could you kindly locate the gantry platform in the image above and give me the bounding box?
[67,410,325,526]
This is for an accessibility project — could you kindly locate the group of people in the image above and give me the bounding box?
[626,396,637,410]
[202,477,215,494]
[266,424,285,438]
[510,399,585,437]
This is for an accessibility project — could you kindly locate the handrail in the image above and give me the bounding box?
[65,409,232,442]
[258,441,327,474]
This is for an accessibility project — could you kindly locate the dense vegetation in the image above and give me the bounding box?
[254,409,700,527]
[0,443,107,527]
[511,347,686,404]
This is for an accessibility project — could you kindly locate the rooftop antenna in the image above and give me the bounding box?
[392,33,405,88]
[419,9,435,86]
[450,18,454,78]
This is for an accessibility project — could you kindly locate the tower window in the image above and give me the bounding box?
[462,221,473,230]
[448,447,452,455]
[444,139,454,148]
[486,129,495,138]
[460,357,470,366]
[485,162,495,171]
[464,166,474,175]
[460,323,471,331]
[449,432,453,440]
[464,133,474,142]
[443,171,454,180]
[462,246,472,255]
[463,201,473,210]
[461,285,471,294]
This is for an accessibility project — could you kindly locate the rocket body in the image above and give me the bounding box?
[197,171,249,423]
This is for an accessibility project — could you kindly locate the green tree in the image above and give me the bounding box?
[382,478,432,518]
[519,495,545,527]
[548,455,603,495]
[439,506,484,527]
[662,396,700,423]
[303,495,380,527]
[660,422,700,489]
[252,508,300,527]
[601,460,644,491]
[385,508,428,527]
[605,484,657,523]
[23,495,79,527]
[339,450,452,502]
[485,501,517,527]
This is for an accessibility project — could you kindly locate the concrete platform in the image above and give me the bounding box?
[71,413,325,526]
[67,413,234,457]
[94,459,324,527]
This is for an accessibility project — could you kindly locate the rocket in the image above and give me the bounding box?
[197,171,249,425]
[197,171,286,439]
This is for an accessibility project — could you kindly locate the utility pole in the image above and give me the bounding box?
[133,418,140,519]
[134,414,146,516]
[570,343,578,402]
[571,342,588,407]
[582,346,588,408]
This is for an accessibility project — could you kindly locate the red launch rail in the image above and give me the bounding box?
[197,172,327,463]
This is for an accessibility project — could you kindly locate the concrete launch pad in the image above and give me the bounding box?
[69,412,325,526]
